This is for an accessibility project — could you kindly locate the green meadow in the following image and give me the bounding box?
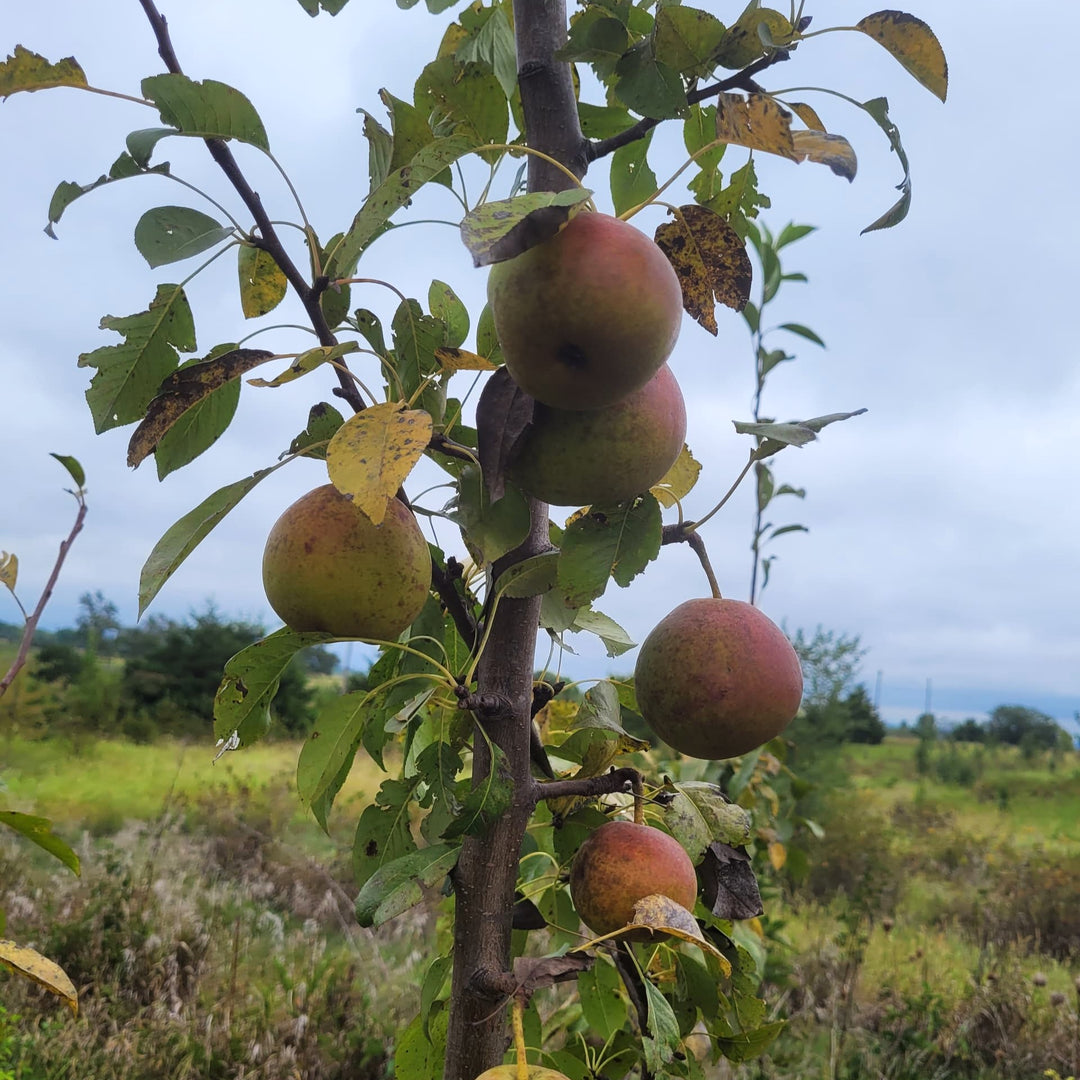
[2,730,1079,1079]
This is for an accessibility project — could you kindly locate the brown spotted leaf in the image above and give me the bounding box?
[715,92,796,160]
[790,130,857,181]
[326,401,433,525]
[238,245,287,319]
[127,347,273,467]
[460,188,593,267]
[655,205,752,333]
[570,894,733,974]
[856,11,948,102]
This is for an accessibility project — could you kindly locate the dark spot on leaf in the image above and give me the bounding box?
[365,839,379,857]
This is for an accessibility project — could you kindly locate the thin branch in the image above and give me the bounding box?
[0,495,88,697]
[533,766,642,806]
[662,522,723,600]
[587,50,792,163]
[135,0,365,414]
[431,556,480,653]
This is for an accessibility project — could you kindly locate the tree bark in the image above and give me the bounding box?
[441,5,584,1079]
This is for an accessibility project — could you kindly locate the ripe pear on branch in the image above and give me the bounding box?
[635,597,803,760]
[487,211,684,410]
[262,484,430,640]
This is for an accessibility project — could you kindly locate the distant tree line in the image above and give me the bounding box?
[947,704,1074,755]
[1,591,339,741]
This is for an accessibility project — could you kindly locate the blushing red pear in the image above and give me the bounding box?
[634,598,803,759]
[486,212,684,410]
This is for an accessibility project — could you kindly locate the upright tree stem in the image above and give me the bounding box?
[442,5,584,1078]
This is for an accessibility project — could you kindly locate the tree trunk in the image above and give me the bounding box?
[441,4,584,1079]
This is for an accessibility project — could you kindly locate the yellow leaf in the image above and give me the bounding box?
[435,347,499,373]
[768,841,787,871]
[0,551,17,592]
[790,131,857,181]
[654,205,752,334]
[571,894,733,976]
[651,444,702,509]
[0,46,87,100]
[326,402,433,525]
[0,939,78,1015]
[856,11,948,103]
[238,245,287,319]
[715,92,796,160]
[788,101,827,132]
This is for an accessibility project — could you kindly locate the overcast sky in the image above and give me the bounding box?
[2,1,1077,731]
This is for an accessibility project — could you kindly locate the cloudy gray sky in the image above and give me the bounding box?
[2,1,1077,731]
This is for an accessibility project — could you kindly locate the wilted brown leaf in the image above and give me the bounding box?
[655,205,752,333]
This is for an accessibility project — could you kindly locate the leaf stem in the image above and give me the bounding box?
[688,450,757,532]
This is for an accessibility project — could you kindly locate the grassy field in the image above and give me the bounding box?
[2,732,1079,1080]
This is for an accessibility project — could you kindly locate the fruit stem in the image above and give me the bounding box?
[632,773,645,826]
[512,996,528,1080]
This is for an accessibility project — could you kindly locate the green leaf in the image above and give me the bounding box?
[643,979,681,1072]
[768,523,808,540]
[654,6,726,79]
[610,130,657,217]
[557,11,631,72]
[328,135,473,278]
[391,297,447,398]
[394,1010,448,1080]
[78,284,195,434]
[569,608,635,658]
[296,691,369,828]
[613,45,686,120]
[456,4,517,98]
[0,812,80,875]
[353,778,421,889]
[125,127,179,168]
[288,402,345,460]
[494,552,560,599]
[133,205,234,268]
[665,781,753,863]
[715,1020,786,1063]
[578,959,627,1041]
[442,745,512,840]
[0,46,87,99]
[578,102,636,139]
[859,96,912,233]
[420,955,452,1040]
[355,844,458,927]
[45,155,170,238]
[49,453,85,489]
[557,496,662,608]
[414,57,507,154]
[238,245,288,319]
[428,280,469,349]
[778,322,825,347]
[856,11,948,102]
[361,109,393,193]
[138,467,274,616]
[214,627,329,745]
[449,465,531,564]
[141,73,270,151]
